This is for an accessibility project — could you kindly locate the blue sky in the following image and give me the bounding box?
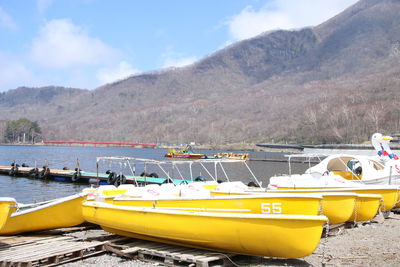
[0,0,358,92]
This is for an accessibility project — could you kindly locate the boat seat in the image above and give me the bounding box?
[98,185,117,190]
[198,181,219,190]
[159,183,181,198]
[122,186,144,198]
[118,184,136,190]
[179,183,211,198]
[160,183,178,193]
[331,171,362,181]
[140,184,164,198]
[96,185,127,198]
[214,181,248,193]
[116,184,139,197]
[121,184,180,199]
[82,187,96,196]
[160,183,175,189]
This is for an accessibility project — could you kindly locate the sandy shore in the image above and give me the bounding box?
[62,212,400,267]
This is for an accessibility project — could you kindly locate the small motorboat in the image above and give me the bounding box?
[82,201,327,258]
[165,145,205,159]
[214,152,249,160]
[0,193,86,235]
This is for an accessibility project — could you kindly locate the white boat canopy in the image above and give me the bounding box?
[95,157,262,187]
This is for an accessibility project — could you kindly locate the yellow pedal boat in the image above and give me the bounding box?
[273,186,398,211]
[265,190,382,223]
[0,198,17,230]
[317,192,356,224]
[0,193,86,235]
[82,201,327,258]
[349,194,382,221]
[212,189,356,224]
[86,184,323,216]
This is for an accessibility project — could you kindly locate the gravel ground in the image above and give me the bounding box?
[62,213,400,267]
[303,212,400,267]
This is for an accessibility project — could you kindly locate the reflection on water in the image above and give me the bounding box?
[0,175,87,203]
[0,145,312,203]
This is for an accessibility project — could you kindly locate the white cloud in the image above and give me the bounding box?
[0,6,17,30]
[227,0,358,41]
[36,0,54,14]
[162,56,198,69]
[160,48,198,69]
[96,61,140,85]
[30,19,118,68]
[0,53,35,91]
[228,5,293,41]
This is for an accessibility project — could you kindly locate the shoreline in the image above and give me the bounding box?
[2,142,399,155]
[0,142,293,153]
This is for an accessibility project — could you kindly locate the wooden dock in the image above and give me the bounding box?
[0,227,107,267]
[0,155,320,186]
[0,165,187,186]
[0,226,253,267]
[0,225,317,267]
[105,237,235,267]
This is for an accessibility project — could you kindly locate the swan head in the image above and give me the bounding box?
[381,135,396,159]
[371,133,397,160]
[381,135,393,142]
[371,133,383,151]
[371,133,393,146]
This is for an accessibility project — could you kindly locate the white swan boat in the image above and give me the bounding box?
[299,133,400,185]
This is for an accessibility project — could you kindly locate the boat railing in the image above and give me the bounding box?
[95,157,262,187]
[284,153,365,181]
[284,153,327,175]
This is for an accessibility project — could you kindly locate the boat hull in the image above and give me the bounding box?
[0,198,17,231]
[82,202,327,258]
[108,194,322,216]
[212,190,357,224]
[264,190,383,222]
[319,193,356,224]
[349,194,382,221]
[0,194,85,235]
[275,187,398,211]
[165,154,205,159]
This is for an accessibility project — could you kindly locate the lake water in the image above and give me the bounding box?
[0,145,311,203]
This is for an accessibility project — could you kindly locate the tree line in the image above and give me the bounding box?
[3,118,42,143]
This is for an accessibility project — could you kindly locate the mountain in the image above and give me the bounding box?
[1,0,400,145]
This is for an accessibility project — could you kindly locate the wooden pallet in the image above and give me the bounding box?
[105,238,234,267]
[0,235,106,267]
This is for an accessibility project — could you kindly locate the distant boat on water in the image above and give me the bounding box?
[165,145,206,159]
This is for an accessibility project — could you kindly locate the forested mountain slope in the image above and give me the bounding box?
[0,0,399,144]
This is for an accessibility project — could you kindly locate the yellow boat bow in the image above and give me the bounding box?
[82,201,327,258]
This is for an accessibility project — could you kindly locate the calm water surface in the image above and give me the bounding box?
[0,145,311,203]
